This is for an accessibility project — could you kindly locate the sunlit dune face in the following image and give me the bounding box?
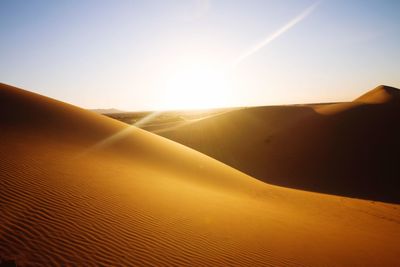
[162,64,232,110]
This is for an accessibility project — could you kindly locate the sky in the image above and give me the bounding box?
[1,0,400,110]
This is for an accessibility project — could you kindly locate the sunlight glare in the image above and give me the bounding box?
[162,64,231,110]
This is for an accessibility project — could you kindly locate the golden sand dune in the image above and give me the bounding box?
[1,83,400,266]
[355,85,400,104]
[159,85,400,203]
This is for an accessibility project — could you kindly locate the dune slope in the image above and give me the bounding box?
[1,83,400,266]
[159,85,400,203]
[354,85,400,104]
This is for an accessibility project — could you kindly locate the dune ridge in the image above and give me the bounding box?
[1,83,400,266]
[354,85,400,104]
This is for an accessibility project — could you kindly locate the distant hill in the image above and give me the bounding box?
[354,85,400,104]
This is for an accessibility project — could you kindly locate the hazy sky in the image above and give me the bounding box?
[1,0,400,110]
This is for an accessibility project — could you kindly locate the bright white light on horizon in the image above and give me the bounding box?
[161,64,232,110]
[156,1,319,110]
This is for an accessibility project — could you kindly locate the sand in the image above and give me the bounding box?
[159,85,400,203]
[354,85,400,104]
[1,83,400,266]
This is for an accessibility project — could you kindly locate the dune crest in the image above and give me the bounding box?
[354,85,400,104]
[1,83,400,266]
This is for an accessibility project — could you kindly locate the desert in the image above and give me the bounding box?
[2,1,400,266]
[1,83,400,266]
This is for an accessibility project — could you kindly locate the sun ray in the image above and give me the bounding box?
[233,1,320,67]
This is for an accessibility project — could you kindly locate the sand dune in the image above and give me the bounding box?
[354,85,400,104]
[159,85,400,203]
[1,83,400,266]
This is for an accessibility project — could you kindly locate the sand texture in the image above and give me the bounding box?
[1,83,400,266]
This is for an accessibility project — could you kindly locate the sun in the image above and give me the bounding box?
[162,64,232,110]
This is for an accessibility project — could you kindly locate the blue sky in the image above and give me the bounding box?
[1,0,400,110]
